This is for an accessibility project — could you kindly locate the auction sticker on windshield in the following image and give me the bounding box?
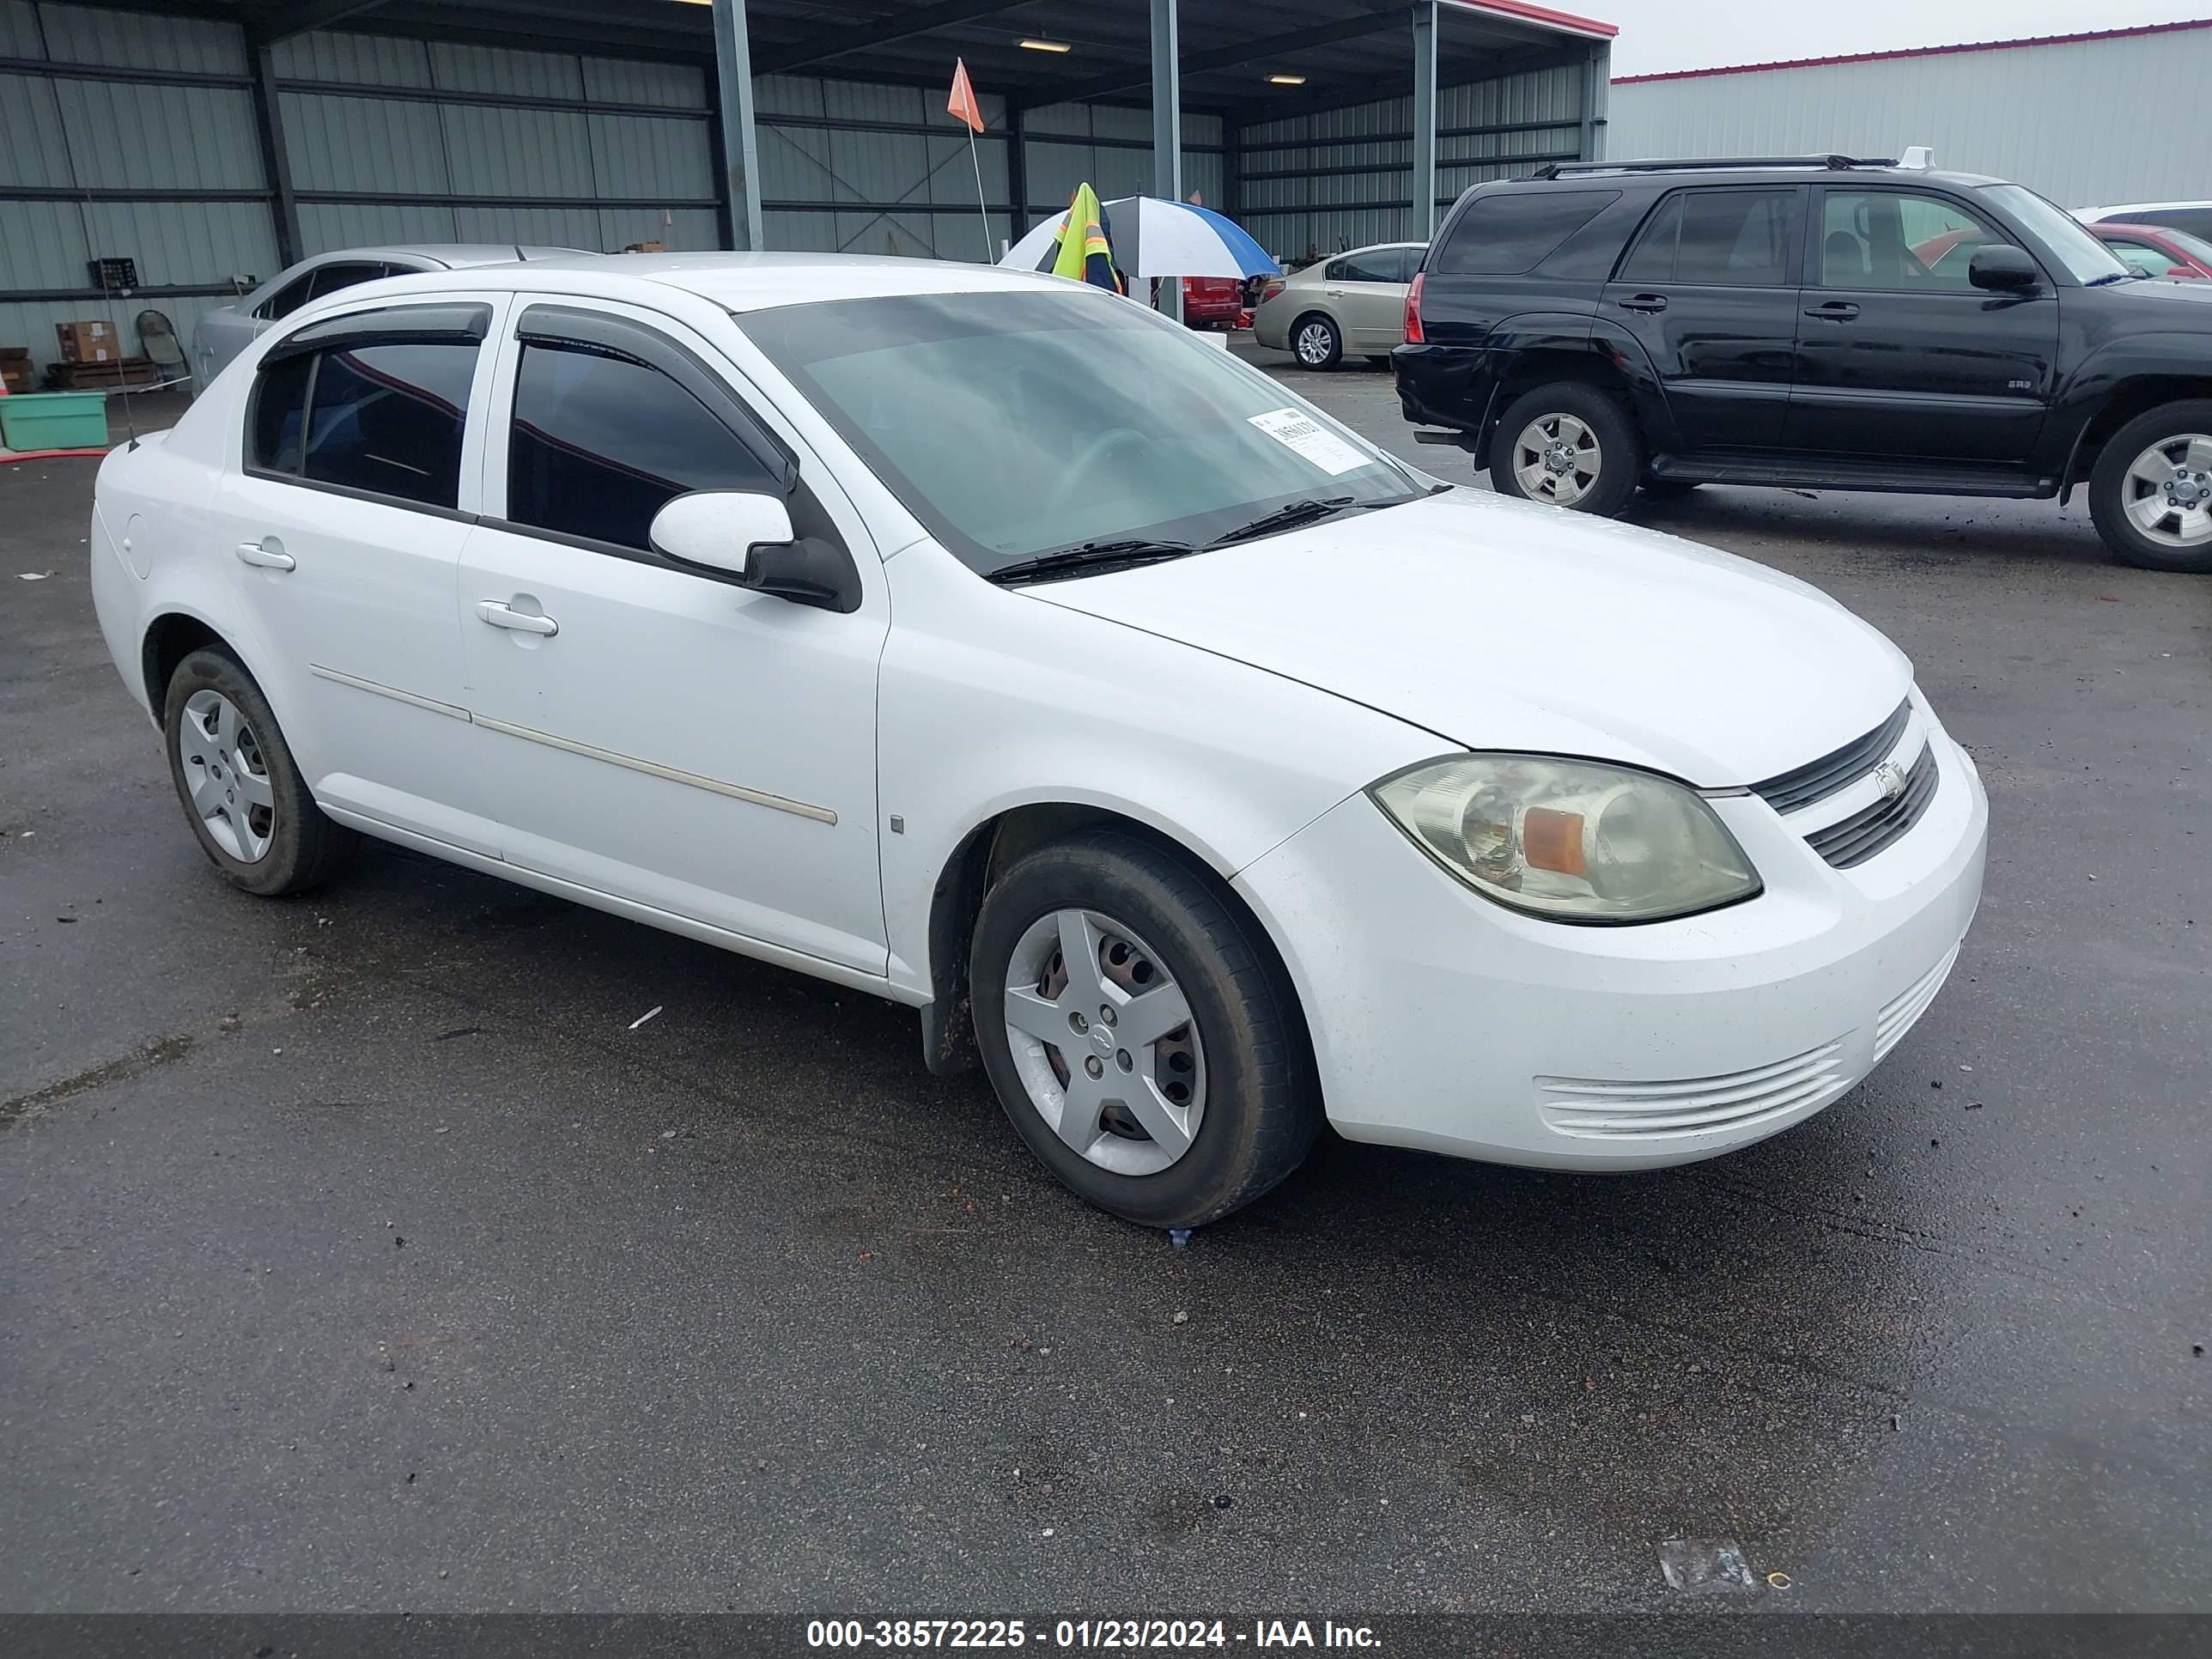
[1246,407,1368,477]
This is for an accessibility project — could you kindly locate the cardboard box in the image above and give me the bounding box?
[56,320,118,364]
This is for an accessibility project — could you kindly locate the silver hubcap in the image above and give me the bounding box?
[2121,433,2212,546]
[178,689,275,863]
[1002,908,1206,1177]
[1512,412,1602,506]
[1295,320,1334,364]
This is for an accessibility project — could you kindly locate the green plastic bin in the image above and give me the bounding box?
[0,391,108,452]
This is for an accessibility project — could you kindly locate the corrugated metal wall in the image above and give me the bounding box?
[271,27,720,258]
[757,74,1012,262]
[1605,26,2212,208]
[1021,103,1224,222]
[0,0,271,379]
[1236,59,1593,260]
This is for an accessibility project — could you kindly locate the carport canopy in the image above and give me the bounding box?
[227,1,1617,249]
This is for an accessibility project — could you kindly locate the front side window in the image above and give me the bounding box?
[1821,191,2012,290]
[2124,206,2212,243]
[249,334,477,509]
[739,289,1422,578]
[507,341,782,551]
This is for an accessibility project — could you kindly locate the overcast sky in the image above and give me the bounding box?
[1594,0,2191,76]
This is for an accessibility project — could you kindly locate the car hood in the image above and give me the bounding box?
[1026,490,1912,787]
[2100,274,2212,305]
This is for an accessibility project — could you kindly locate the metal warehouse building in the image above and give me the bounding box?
[0,0,1617,380]
[1605,19,2212,210]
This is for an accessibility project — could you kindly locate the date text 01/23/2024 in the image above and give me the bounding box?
[805,1619,1382,1649]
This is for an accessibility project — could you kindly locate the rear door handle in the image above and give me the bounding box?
[1617,293,1668,313]
[1324,287,1346,297]
[476,599,558,637]
[1804,301,1862,320]
[234,540,295,571]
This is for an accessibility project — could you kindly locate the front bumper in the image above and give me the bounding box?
[1233,725,1989,1170]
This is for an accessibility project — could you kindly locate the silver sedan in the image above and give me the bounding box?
[190,244,590,391]
[1250,241,1425,369]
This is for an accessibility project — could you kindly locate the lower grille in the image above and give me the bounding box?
[1875,945,1959,1061]
[1537,1039,1850,1139]
[1805,742,1940,869]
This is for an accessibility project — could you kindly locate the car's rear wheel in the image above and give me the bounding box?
[1491,383,1643,517]
[162,647,356,896]
[971,830,1320,1229]
[1291,313,1342,369]
[2088,400,2212,572]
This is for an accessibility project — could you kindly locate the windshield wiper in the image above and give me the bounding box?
[1207,496,1361,548]
[988,539,1197,586]
[2087,271,2137,286]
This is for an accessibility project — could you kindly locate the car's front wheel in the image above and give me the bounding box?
[2088,400,2212,572]
[1290,313,1342,369]
[1490,383,1643,517]
[971,830,1320,1229]
[162,647,356,896]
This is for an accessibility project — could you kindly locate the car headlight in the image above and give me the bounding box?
[1370,754,1760,923]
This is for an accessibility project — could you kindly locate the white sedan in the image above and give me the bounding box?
[88,252,1988,1228]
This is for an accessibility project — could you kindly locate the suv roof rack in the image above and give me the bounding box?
[1526,155,1898,180]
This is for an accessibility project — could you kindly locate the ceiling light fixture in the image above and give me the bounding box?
[1267,74,1307,85]
[1018,38,1073,53]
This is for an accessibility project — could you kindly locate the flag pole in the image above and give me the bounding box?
[966,125,992,260]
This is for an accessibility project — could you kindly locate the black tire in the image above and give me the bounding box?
[971,830,1320,1229]
[1289,312,1342,370]
[162,646,357,896]
[1488,382,1644,518]
[2087,398,2212,573]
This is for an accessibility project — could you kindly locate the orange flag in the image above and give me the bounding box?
[947,57,985,132]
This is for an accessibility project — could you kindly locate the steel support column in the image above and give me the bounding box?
[1582,42,1610,161]
[1412,0,1438,240]
[712,0,765,251]
[1008,105,1030,237]
[248,38,303,267]
[1151,0,1182,323]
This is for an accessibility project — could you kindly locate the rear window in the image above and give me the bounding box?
[1433,190,1620,276]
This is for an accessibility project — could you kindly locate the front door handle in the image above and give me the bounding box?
[476,599,558,637]
[1804,301,1862,321]
[1617,293,1668,313]
[234,540,295,571]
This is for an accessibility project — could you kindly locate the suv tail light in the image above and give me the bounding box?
[1404,271,1425,343]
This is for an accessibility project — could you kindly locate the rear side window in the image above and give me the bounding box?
[507,342,783,552]
[1617,189,1799,287]
[1433,191,1620,276]
[303,343,475,505]
[1327,249,1403,283]
[249,329,480,509]
[309,260,392,301]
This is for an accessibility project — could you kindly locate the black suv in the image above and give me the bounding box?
[1395,155,2212,572]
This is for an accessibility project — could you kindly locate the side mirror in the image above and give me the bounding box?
[647,489,860,614]
[2169,265,2200,281]
[1968,245,2041,292]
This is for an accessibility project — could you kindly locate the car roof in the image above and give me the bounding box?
[1475,163,2003,193]
[393,250,1079,313]
[316,243,592,267]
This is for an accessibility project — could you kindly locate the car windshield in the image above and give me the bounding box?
[738,289,1423,577]
[2155,226,2212,268]
[1984,185,2129,283]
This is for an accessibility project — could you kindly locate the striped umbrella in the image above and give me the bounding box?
[1003,194,1279,280]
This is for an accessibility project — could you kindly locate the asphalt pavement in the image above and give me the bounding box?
[3,368,2207,1614]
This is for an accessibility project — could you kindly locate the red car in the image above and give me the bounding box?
[2088,222,2212,281]
[1175,276,1249,329]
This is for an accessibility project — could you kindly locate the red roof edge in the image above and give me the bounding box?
[1613,17,2210,83]
[1443,0,1620,44]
